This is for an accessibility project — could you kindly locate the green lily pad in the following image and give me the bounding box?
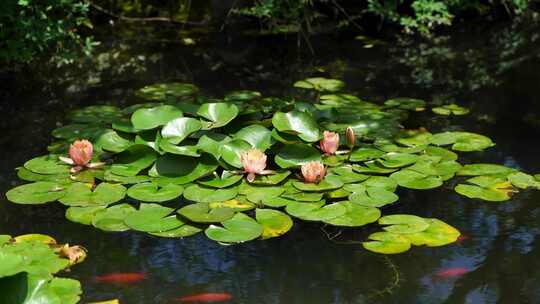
[110,145,157,177]
[65,206,106,225]
[272,111,320,142]
[249,171,291,185]
[362,232,412,254]
[94,129,133,153]
[131,105,183,130]
[205,213,263,243]
[352,162,398,174]
[149,154,218,184]
[326,188,351,199]
[52,124,108,141]
[219,139,252,168]
[378,152,419,168]
[103,170,151,184]
[6,182,65,205]
[16,168,71,184]
[293,77,344,92]
[24,155,70,175]
[425,146,458,161]
[127,183,183,202]
[292,175,344,192]
[209,198,255,211]
[379,214,430,234]
[92,204,136,232]
[69,105,123,123]
[244,186,284,203]
[348,186,399,207]
[136,82,198,100]
[59,183,126,207]
[349,147,385,162]
[159,140,200,157]
[256,209,293,239]
[124,204,183,232]
[275,144,322,168]
[432,104,470,116]
[271,129,304,144]
[281,192,324,202]
[455,177,515,202]
[183,184,238,203]
[178,202,235,223]
[197,133,231,159]
[406,218,460,247]
[198,173,243,188]
[149,223,203,238]
[457,163,516,176]
[261,196,297,207]
[324,201,381,227]
[234,125,273,151]
[225,90,262,102]
[384,98,426,110]
[328,167,369,183]
[285,201,346,221]
[390,169,443,190]
[507,172,540,189]
[111,118,138,133]
[430,132,494,152]
[197,103,239,129]
[161,117,202,144]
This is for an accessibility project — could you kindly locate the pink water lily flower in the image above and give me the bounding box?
[240,149,268,182]
[301,161,326,183]
[60,139,103,173]
[320,131,339,155]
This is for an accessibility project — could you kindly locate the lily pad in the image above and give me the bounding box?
[24,155,70,175]
[261,196,297,208]
[209,198,255,211]
[110,145,157,177]
[159,140,200,157]
[149,154,218,184]
[457,163,516,176]
[124,204,183,232]
[281,192,324,202]
[197,103,239,129]
[136,82,198,100]
[285,201,346,221]
[390,169,443,190]
[183,184,238,203]
[127,183,183,202]
[94,129,133,153]
[65,206,106,225]
[256,209,293,239]
[92,204,136,232]
[328,167,369,183]
[219,139,252,168]
[384,98,425,110]
[16,168,71,184]
[244,186,284,203]
[205,213,263,243]
[406,218,460,247]
[292,175,344,192]
[178,202,235,223]
[249,171,291,185]
[275,144,322,168]
[348,186,399,207]
[352,162,398,174]
[362,232,412,254]
[59,183,126,207]
[6,182,65,205]
[349,147,385,162]
[379,214,430,234]
[430,132,494,152]
[234,125,273,151]
[149,224,202,238]
[377,152,418,168]
[432,104,470,116]
[455,177,515,202]
[324,202,381,227]
[161,117,202,144]
[294,77,344,92]
[131,105,183,130]
[198,173,243,188]
[272,111,320,142]
[507,172,540,189]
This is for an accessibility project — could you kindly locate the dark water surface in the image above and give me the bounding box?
[1,20,540,303]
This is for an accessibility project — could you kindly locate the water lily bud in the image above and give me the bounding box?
[301,161,326,183]
[345,127,356,149]
[320,131,339,155]
[240,149,267,175]
[69,140,93,166]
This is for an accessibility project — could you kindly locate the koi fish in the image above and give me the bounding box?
[94,272,146,284]
[456,235,470,243]
[176,292,232,302]
[434,267,470,279]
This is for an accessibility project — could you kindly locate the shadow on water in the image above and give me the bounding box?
[1,19,540,303]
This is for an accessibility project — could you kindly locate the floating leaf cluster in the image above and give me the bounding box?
[6,79,540,253]
[0,234,86,303]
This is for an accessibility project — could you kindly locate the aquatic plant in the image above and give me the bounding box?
[6,78,540,254]
[0,234,86,303]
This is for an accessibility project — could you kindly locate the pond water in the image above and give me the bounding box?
[1,20,540,303]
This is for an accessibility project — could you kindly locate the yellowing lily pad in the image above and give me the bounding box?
[256,209,293,239]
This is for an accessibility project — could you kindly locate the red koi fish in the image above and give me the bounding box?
[94,272,146,284]
[176,292,232,303]
[456,235,470,243]
[435,267,471,279]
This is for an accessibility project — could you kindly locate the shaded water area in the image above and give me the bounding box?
[1,20,540,303]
